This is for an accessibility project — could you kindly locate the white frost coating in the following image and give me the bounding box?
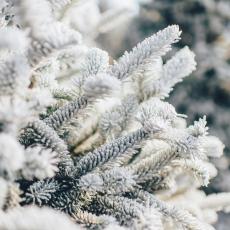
[47,0,71,10]
[0,134,25,178]
[0,206,81,230]
[136,98,178,125]
[110,25,181,80]
[201,193,230,213]
[151,46,196,99]
[15,0,54,28]
[0,55,30,95]
[81,48,109,78]
[34,23,82,48]
[0,27,28,53]
[188,116,209,137]
[83,73,121,99]
[200,136,225,157]
[22,146,59,180]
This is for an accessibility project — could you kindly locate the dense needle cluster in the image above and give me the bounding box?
[0,1,229,230]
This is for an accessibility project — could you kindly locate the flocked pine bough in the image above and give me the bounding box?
[0,1,229,229]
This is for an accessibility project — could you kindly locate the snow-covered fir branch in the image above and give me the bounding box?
[0,1,228,229]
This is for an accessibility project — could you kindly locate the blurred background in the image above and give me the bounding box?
[38,0,230,228]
